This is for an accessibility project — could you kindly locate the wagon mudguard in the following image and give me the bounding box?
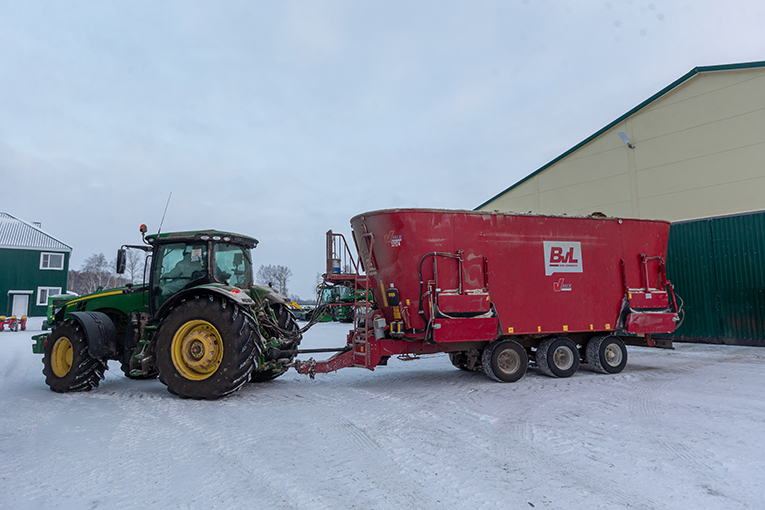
[66,311,118,358]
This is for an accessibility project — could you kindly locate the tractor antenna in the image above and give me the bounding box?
[158,192,172,235]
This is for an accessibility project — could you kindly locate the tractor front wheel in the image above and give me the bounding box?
[42,320,107,392]
[155,295,258,399]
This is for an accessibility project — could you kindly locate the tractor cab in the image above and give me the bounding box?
[119,229,258,315]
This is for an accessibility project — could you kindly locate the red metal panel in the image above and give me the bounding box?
[350,209,675,339]
[432,317,499,343]
[626,312,676,334]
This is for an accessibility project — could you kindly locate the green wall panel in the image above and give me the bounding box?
[666,211,765,346]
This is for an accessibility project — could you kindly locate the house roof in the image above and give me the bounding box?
[475,60,765,211]
[0,213,72,252]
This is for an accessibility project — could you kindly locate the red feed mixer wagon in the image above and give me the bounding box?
[294,208,680,383]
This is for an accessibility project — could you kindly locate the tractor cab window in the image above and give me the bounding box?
[153,242,209,309]
[213,244,253,289]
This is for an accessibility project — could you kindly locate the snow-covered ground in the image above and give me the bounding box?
[2,319,764,510]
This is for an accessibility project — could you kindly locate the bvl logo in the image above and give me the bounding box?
[544,241,583,276]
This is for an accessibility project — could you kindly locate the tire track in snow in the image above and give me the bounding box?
[619,356,746,506]
[287,385,443,509]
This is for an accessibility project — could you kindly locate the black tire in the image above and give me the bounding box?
[448,352,471,371]
[42,320,107,392]
[536,336,580,378]
[482,340,528,383]
[449,351,483,371]
[586,335,628,374]
[250,368,282,382]
[155,295,258,400]
[250,303,299,383]
[271,303,301,340]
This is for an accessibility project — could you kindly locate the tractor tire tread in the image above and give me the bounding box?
[42,320,107,393]
[155,295,258,399]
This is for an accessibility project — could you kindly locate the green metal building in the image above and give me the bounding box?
[666,211,765,346]
[0,213,72,317]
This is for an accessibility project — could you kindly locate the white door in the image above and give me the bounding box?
[12,294,29,317]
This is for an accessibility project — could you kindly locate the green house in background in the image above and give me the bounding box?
[0,212,72,318]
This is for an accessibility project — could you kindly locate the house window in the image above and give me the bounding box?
[37,287,62,306]
[40,252,65,270]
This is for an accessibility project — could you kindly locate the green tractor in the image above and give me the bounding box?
[33,225,301,400]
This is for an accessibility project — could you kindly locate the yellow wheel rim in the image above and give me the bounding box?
[51,337,73,378]
[171,320,224,381]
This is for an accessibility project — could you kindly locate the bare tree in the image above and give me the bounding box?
[125,249,146,284]
[68,253,128,295]
[83,253,112,293]
[256,264,292,295]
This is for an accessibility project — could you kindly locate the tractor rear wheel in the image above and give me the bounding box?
[482,340,528,382]
[155,295,258,399]
[250,368,281,382]
[42,320,107,392]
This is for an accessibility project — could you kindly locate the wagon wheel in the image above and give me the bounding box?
[482,340,528,382]
[536,336,580,378]
[586,335,628,374]
[448,352,472,371]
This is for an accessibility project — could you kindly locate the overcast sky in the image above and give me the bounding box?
[1,1,763,299]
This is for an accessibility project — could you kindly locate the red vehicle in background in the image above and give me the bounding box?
[293,209,680,383]
[0,315,27,332]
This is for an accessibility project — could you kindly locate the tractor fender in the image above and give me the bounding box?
[66,311,118,358]
[250,285,289,305]
[154,285,256,322]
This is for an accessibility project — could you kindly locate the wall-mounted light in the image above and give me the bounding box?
[618,131,635,149]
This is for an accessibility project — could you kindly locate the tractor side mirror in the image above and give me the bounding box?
[233,252,243,267]
[116,249,127,274]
